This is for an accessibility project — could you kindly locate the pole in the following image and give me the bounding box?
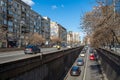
[18,23,22,48]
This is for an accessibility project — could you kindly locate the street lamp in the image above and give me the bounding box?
[18,21,24,48]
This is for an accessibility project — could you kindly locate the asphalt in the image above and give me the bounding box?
[64,47,104,80]
[0,48,67,64]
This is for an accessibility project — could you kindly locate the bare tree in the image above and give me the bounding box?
[27,32,45,45]
[50,36,61,44]
[82,3,120,48]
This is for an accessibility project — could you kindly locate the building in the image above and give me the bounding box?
[58,24,67,46]
[0,0,43,48]
[72,32,80,44]
[50,22,59,38]
[0,0,31,47]
[50,21,67,46]
[67,31,81,46]
[41,17,50,45]
[29,9,42,34]
[0,0,7,47]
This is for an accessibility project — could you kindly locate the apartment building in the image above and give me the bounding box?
[41,17,50,45]
[0,0,7,47]
[50,21,67,46]
[58,24,67,46]
[29,9,42,34]
[67,31,80,46]
[0,0,43,48]
[50,22,59,38]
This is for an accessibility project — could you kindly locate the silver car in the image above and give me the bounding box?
[77,58,84,66]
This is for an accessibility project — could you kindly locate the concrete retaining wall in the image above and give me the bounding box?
[97,49,120,80]
[0,47,83,80]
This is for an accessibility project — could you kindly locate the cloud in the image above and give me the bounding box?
[51,5,58,10]
[61,4,64,8]
[21,0,34,6]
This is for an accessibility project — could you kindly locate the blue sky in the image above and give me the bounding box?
[22,0,97,40]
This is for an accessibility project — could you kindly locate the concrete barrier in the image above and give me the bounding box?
[97,49,120,80]
[0,46,83,80]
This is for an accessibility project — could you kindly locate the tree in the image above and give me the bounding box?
[82,3,120,48]
[27,32,45,45]
[50,36,61,44]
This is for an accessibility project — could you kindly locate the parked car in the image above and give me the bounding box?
[70,66,81,76]
[89,53,95,60]
[24,44,41,54]
[77,58,84,66]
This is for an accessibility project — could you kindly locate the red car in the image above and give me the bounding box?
[89,54,95,60]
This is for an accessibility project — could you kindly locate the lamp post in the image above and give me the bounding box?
[18,21,24,48]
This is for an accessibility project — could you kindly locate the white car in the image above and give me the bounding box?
[67,46,71,48]
[80,53,85,57]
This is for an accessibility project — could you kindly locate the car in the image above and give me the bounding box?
[77,58,84,66]
[57,45,61,50]
[53,45,57,48]
[89,54,95,60]
[67,45,71,48]
[24,44,41,54]
[70,66,81,76]
[80,51,85,57]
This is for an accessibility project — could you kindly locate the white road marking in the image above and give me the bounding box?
[83,48,89,80]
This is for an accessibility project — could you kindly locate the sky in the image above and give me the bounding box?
[22,0,97,41]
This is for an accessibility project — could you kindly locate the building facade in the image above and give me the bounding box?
[67,31,81,46]
[50,22,59,38]
[0,0,7,47]
[50,21,67,46]
[0,0,43,48]
[58,24,67,46]
[41,17,50,45]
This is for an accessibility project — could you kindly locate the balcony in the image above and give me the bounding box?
[1,25,8,31]
[25,29,30,33]
[8,2,13,5]
[21,14,26,18]
[7,14,14,20]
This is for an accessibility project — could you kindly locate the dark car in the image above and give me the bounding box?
[77,58,84,66]
[70,66,81,76]
[24,44,41,54]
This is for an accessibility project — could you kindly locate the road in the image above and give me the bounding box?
[64,47,103,80]
[0,47,66,64]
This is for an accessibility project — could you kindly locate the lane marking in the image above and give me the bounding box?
[83,48,89,80]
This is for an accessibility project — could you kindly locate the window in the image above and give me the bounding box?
[8,10,13,15]
[8,21,13,26]
[3,7,7,12]
[3,19,7,24]
[8,26,13,32]
[8,0,13,2]
[3,14,6,18]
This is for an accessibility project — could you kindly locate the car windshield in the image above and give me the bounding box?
[77,59,83,62]
[71,66,79,71]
